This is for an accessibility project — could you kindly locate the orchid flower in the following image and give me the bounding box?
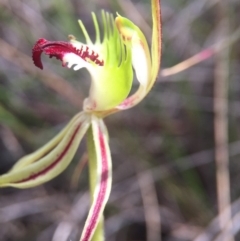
[0,1,161,241]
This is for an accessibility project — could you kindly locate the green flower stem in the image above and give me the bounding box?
[86,126,104,241]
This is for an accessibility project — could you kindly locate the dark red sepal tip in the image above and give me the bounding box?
[32,38,104,70]
[32,38,48,69]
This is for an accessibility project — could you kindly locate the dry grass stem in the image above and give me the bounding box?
[213,1,233,240]
[194,197,240,241]
[161,25,240,77]
[136,168,161,241]
[70,153,88,190]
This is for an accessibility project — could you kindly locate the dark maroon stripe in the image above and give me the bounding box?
[82,125,109,241]
[16,122,82,183]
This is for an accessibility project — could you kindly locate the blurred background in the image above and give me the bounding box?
[0,0,239,240]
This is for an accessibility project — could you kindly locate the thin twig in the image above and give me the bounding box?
[0,196,62,223]
[52,193,90,241]
[194,197,240,241]
[70,153,88,190]
[213,212,240,241]
[136,167,161,241]
[213,1,233,240]
[160,24,240,77]
[0,126,24,158]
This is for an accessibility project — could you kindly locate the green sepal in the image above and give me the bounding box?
[0,113,90,188]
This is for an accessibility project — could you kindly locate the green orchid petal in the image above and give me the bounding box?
[0,113,90,188]
[113,14,151,110]
[116,14,151,87]
[67,12,133,112]
[80,115,112,241]
[99,0,161,114]
[150,0,162,91]
[11,113,83,171]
